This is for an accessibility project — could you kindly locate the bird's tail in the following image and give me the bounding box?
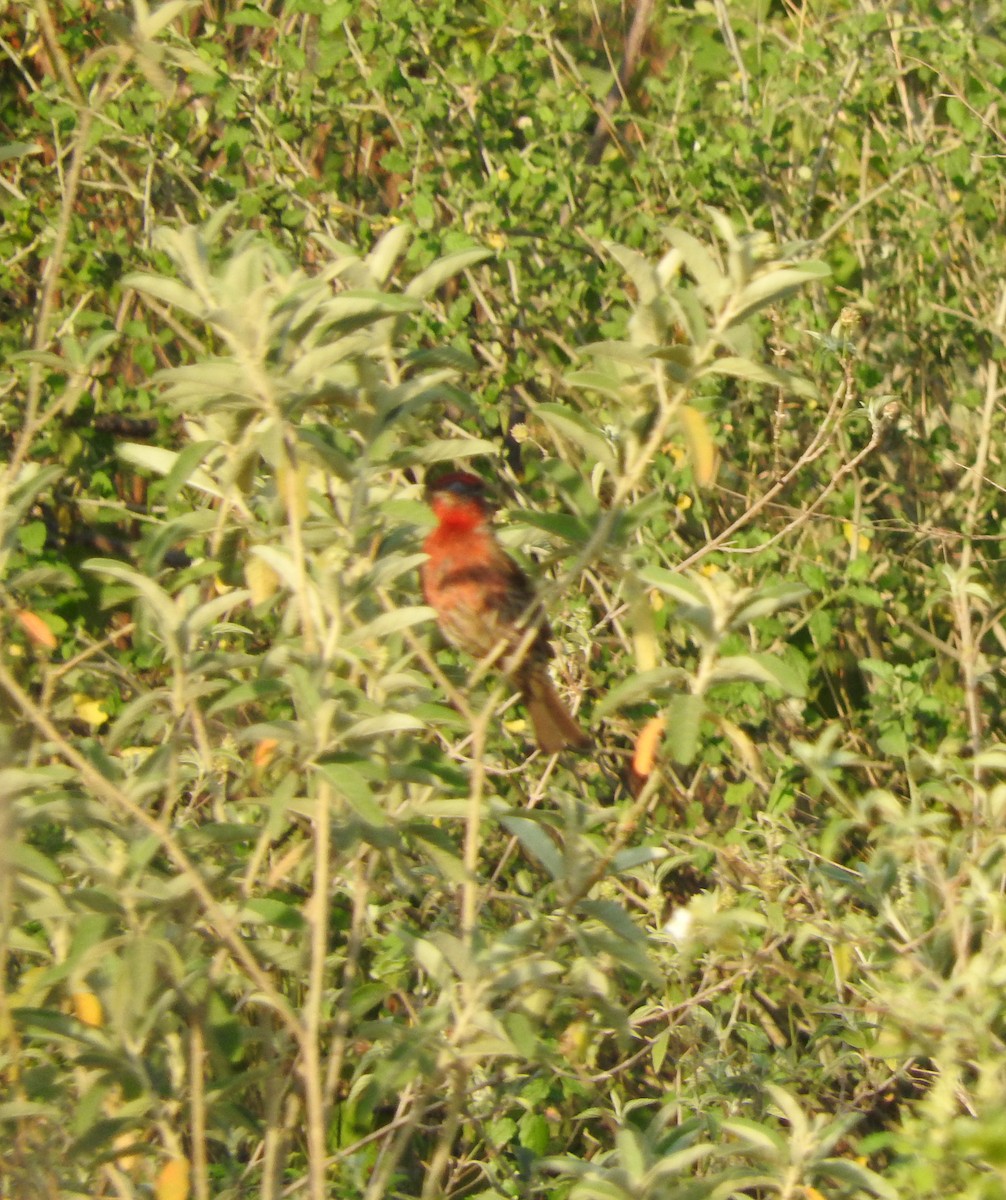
[520,664,591,754]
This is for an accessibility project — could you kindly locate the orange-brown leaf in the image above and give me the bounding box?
[253,738,279,771]
[632,715,666,779]
[15,609,57,650]
[155,1158,190,1200]
[71,991,104,1028]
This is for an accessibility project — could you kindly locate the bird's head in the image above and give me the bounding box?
[424,471,495,520]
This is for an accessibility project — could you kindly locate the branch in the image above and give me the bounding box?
[585,0,655,164]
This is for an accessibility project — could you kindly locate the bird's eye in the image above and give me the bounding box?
[443,477,483,497]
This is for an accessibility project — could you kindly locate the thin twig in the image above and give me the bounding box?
[725,399,898,559]
[301,777,332,1200]
[675,375,852,572]
[322,850,373,1108]
[954,283,1006,768]
[713,0,750,115]
[189,1012,210,1200]
[585,0,654,164]
[33,0,84,103]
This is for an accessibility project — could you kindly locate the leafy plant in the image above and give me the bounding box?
[5,2,1006,1198]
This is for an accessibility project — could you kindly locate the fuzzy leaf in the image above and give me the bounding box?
[123,272,207,316]
[84,558,181,641]
[708,653,806,696]
[345,607,435,645]
[699,355,816,399]
[405,247,492,298]
[535,403,616,469]
[345,713,426,739]
[116,442,222,498]
[501,815,563,880]
[593,668,688,717]
[728,262,830,325]
[664,692,704,765]
[729,583,810,627]
[664,227,728,303]
[602,241,660,302]
[365,223,412,284]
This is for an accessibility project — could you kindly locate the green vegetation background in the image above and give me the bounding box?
[3,1,1006,1198]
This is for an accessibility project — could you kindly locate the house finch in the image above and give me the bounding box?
[422,471,590,754]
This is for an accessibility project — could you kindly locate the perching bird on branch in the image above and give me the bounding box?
[421,471,590,754]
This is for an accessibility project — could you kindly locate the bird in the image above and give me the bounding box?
[421,470,590,754]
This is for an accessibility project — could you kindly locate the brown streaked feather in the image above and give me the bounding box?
[519,661,592,754]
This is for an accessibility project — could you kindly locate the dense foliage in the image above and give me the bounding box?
[4,2,1006,1198]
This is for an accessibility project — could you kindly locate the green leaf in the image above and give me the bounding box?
[415,835,468,885]
[580,339,658,365]
[648,1142,717,1177]
[122,271,207,316]
[721,1116,786,1154]
[225,6,274,25]
[708,653,806,696]
[637,567,715,636]
[518,1112,550,1156]
[17,521,46,553]
[405,247,492,298]
[391,438,498,466]
[651,1025,671,1073]
[765,1083,810,1138]
[512,511,592,545]
[615,1126,648,1181]
[973,746,1006,772]
[248,545,296,587]
[345,713,425,739]
[0,1101,58,1120]
[819,1157,899,1199]
[727,262,831,325]
[578,899,647,944]
[593,668,687,717]
[637,566,706,607]
[3,465,64,528]
[611,846,666,872]
[326,290,419,322]
[7,842,64,885]
[116,442,223,498]
[207,678,287,715]
[601,241,660,303]
[564,368,632,401]
[0,766,75,797]
[407,346,478,373]
[0,141,44,163]
[535,403,615,469]
[345,607,434,645]
[364,223,412,284]
[664,692,704,765]
[316,762,389,827]
[13,1008,100,1045]
[242,899,305,929]
[698,355,817,398]
[289,339,361,381]
[184,589,251,638]
[487,1116,518,1148]
[664,227,728,303]
[729,583,810,627]
[152,362,255,411]
[138,0,198,39]
[83,558,182,643]
[500,814,563,880]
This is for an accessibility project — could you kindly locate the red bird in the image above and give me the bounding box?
[421,471,590,754]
